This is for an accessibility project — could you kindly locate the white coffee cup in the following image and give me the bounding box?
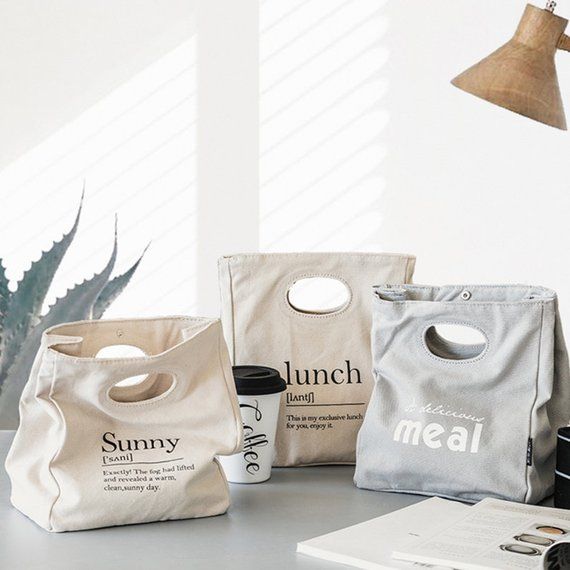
[220,366,286,484]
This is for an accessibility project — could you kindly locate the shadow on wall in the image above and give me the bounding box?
[0,192,147,429]
[0,0,195,170]
[259,0,390,252]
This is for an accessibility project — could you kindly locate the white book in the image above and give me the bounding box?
[393,498,570,570]
[297,497,470,569]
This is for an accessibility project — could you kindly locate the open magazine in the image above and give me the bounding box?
[298,497,570,570]
[393,498,570,570]
[297,497,469,569]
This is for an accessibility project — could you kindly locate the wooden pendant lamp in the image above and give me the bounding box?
[452,2,570,130]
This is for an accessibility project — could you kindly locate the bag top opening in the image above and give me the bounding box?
[374,284,556,304]
[44,316,217,359]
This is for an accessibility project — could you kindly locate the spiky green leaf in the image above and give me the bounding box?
[0,226,117,428]
[0,261,10,348]
[92,244,148,320]
[0,194,83,383]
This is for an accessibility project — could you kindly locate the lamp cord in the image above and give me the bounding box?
[546,0,557,13]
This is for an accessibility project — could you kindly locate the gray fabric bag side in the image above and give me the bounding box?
[355,285,570,504]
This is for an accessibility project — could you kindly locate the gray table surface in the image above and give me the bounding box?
[0,430,424,570]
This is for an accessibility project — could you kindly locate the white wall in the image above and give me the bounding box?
[3,0,570,321]
[0,39,198,318]
[0,0,262,319]
[381,0,570,322]
[0,0,195,170]
[260,0,389,252]
[196,0,259,315]
[259,0,570,322]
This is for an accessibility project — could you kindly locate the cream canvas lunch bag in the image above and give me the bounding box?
[355,285,570,503]
[5,317,243,532]
[218,252,416,466]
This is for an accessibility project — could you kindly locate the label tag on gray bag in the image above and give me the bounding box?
[527,438,533,466]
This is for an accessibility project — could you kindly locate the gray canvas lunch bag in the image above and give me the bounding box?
[355,285,570,504]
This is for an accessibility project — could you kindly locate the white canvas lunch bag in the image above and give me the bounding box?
[5,316,243,532]
[218,252,416,466]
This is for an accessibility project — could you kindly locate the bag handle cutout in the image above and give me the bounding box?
[96,344,149,386]
[286,276,352,316]
[96,344,176,404]
[423,323,488,362]
[106,371,176,404]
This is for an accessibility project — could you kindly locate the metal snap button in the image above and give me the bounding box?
[461,290,472,301]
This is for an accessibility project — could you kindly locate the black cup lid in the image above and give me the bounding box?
[232,365,287,396]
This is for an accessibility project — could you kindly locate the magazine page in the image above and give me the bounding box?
[475,499,570,522]
[297,497,469,570]
[393,499,570,570]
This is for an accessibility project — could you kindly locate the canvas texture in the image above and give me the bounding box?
[5,316,243,532]
[218,252,416,467]
[355,285,570,504]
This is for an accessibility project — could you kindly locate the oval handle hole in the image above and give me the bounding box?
[287,277,350,315]
[424,324,487,361]
[96,344,148,386]
[108,372,175,404]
